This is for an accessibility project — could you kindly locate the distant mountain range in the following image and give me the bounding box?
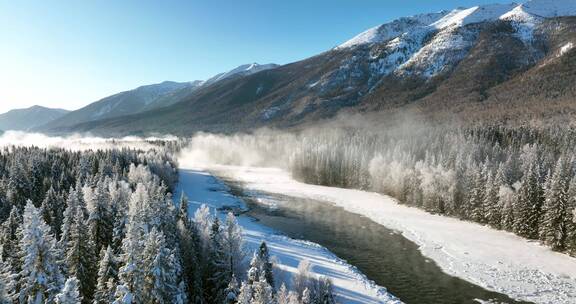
[31,0,576,135]
[0,106,69,131]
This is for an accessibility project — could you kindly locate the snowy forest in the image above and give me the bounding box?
[0,144,335,304]
[188,124,576,256]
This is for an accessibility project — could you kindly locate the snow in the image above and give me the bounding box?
[559,42,574,56]
[506,0,576,18]
[207,165,576,304]
[431,4,517,29]
[204,63,279,85]
[336,12,448,49]
[174,166,401,304]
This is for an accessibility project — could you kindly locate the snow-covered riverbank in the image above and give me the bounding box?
[209,165,576,304]
[174,167,401,304]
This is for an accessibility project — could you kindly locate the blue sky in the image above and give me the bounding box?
[0,0,514,113]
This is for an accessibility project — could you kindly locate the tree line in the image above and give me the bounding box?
[288,125,576,255]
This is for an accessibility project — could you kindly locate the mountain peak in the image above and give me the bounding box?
[431,3,517,29]
[336,11,449,49]
[203,62,279,85]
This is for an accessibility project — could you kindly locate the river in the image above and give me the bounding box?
[221,177,532,304]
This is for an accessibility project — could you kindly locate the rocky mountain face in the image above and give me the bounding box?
[44,0,576,135]
[0,106,70,131]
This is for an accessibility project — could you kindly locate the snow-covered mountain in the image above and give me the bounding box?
[44,0,576,135]
[0,106,69,131]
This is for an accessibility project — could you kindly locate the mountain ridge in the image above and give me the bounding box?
[0,105,70,131]
[41,0,576,135]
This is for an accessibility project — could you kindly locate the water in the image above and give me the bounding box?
[222,179,532,304]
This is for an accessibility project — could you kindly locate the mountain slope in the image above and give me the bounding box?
[41,63,279,131]
[46,1,576,135]
[0,106,69,131]
[41,81,201,130]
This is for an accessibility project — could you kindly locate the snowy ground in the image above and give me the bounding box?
[174,167,401,304]
[206,165,576,304]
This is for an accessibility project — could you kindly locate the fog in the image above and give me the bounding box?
[0,130,178,151]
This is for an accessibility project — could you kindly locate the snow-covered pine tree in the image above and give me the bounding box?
[257,241,274,290]
[141,228,181,303]
[0,206,21,270]
[563,177,576,255]
[177,193,190,226]
[277,284,289,304]
[467,165,486,222]
[224,275,239,304]
[64,205,97,304]
[176,208,204,304]
[17,201,65,303]
[193,204,213,260]
[93,246,117,304]
[315,277,336,304]
[6,158,31,210]
[85,179,114,254]
[222,212,245,280]
[55,277,82,304]
[236,281,253,304]
[292,259,312,299]
[40,186,66,238]
[114,217,145,304]
[109,178,130,254]
[60,188,86,247]
[514,163,544,239]
[540,157,572,250]
[251,274,275,304]
[484,170,501,229]
[206,218,229,303]
[0,259,14,303]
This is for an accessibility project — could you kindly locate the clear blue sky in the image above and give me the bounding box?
[0,0,514,114]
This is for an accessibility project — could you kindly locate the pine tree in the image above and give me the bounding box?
[257,242,274,290]
[40,186,66,239]
[85,180,113,254]
[141,228,180,303]
[0,259,14,304]
[55,277,82,304]
[205,218,229,303]
[93,246,117,304]
[293,259,312,299]
[224,276,240,304]
[563,177,576,255]
[514,163,544,239]
[540,157,571,250]
[114,219,144,304]
[467,166,487,222]
[0,206,21,270]
[222,213,245,280]
[61,188,86,247]
[176,213,203,304]
[64,206,97,304]
[316,277,336,304]
[484,171,501,228]
[6,159,31,209]
[252,274,275,304]
[236,281,253,304]
[17,201,65,304]
[499,185,516,231]
[277,284,289,304]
